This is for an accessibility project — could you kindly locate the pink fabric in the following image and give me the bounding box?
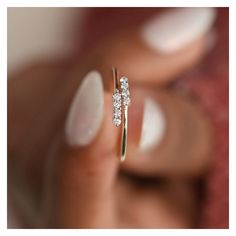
[182,9,229,228]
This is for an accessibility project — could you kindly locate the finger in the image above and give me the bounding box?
[93,7,216,84]
[122,88,213,178]
[42,71,144,228]
[42,72,212,227]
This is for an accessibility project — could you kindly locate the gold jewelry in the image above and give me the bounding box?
[112,67,131,162]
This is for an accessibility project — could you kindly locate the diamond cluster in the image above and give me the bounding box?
[120,77,131,106]
[112,89,122,126]
[112,77,131,127]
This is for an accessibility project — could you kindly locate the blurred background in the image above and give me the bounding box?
[7,8,228,228]
[8,8,85,73]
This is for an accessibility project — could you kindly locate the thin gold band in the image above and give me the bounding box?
[112,67,119,91]
[112,67,129,162]
[121,105,128,161]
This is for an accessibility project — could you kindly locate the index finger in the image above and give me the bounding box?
[92,7,216,85]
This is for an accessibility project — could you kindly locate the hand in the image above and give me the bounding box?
[8,8,215,228]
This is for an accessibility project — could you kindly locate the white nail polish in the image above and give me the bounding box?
[142,8,217,54]
[139,98,166,152]
[65,71,104,146]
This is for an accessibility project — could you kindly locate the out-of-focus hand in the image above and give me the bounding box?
[8,8,216,228]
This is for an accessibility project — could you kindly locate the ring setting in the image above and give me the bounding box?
[112,67,131,162]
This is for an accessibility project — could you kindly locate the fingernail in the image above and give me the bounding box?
[139,97,166,152]
[65,71,104,146]
[142,7,217,54]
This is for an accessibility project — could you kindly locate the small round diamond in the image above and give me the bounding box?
[113,118,121,126]
[120,77,128,83]
[114,108,121,117]
[122,89,130,97]
[121,83,128,90]
[113,101,121,108]
[112,91,121,108]
[123,97,131,106]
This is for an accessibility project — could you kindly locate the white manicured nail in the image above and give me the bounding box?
[65,71,104,146]
[139,98,166,152]
[142,7,217,54]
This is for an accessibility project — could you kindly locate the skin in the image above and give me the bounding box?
[8,25,213,228]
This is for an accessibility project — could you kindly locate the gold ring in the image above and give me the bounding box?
[112,67,131,162]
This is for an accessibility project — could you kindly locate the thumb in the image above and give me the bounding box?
[42,70,144,228]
